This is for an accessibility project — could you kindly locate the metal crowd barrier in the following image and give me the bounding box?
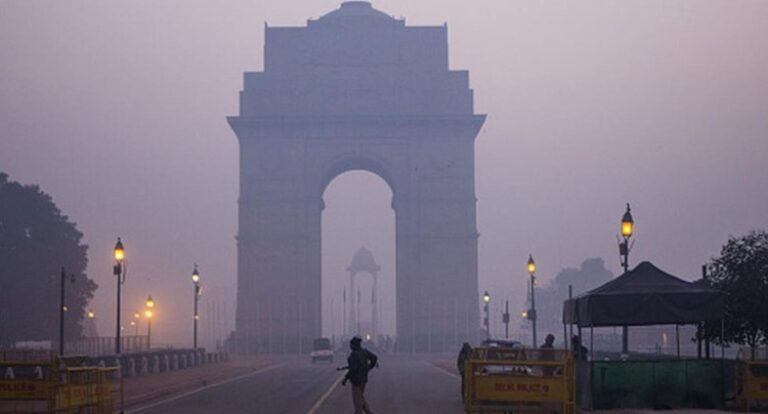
[736,348,768,412]
[0,350,122,413]
[464,347,575,414]
[66,336,148,357]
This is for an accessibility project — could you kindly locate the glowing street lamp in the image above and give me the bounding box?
[482,291,491,340]
[618,203,635,353]
[114,239,125,261]
[527,254,538,348]
[192,264,201,349]
[619,203,634,273]
[192,265,200,284]
[145,296,154,349]
[130,312,139,335]
[621,204,635,239]
[113,238,126,354]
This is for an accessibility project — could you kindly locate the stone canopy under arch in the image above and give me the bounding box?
[347,246,382,340]
[228,1,485,353]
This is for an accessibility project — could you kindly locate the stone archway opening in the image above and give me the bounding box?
[321,170,395,346]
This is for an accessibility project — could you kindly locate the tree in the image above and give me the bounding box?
[706,230,768,348]
[532,258,614,334]
[0,172,97,347]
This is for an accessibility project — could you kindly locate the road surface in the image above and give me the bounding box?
[127,354,464,414]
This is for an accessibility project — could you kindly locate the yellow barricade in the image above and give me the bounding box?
[464,347,574,414]
[736,348,768,412]
[0,352,121,414]
[0,379,50,400]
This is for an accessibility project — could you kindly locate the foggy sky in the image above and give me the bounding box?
[1,1,766,346]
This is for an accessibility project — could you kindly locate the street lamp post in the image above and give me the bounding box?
[192,264,201,349]
[619,203,634,273]
[145,295,155,349]
[619,203,634,353]
[86,310,95,354]
[113,238,125,355]
[357,289,361,335]
[527,254,537,348]
[503,300,510,339]
[482,291,491,340]
[133,312,140,336]
[59,267,74,355]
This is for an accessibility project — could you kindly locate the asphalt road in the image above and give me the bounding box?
[128,354,465,414]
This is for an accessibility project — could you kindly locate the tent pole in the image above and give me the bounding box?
[590,326,594,361]
[622,326,628,354]
[676,325,680,359]
[697,322,702,359]
[721,319,725,359]
[578,325,583,358]
[705,320,711,359]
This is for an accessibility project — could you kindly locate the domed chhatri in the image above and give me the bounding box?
[313,1,398,25]
[347,246,381,275]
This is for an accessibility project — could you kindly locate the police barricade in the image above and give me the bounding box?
[0,351,121,413]
[464,347,575,414]
[736,348,768,412]
[55,366,121,413]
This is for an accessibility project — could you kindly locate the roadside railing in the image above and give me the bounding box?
[65,336,148,357]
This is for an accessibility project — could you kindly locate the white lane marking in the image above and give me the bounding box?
[427,361,461,378]
[126,363,283,413]
[306,372,345,414]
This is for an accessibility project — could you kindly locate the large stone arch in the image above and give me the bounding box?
[316,155,400,206]
[228,1,485,353]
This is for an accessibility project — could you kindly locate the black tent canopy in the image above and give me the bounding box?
[563,261,723,327]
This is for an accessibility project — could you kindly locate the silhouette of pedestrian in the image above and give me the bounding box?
[540,334,556,376]
[341,336,378,414]
[457,342,472,402]
[571,335,588,361]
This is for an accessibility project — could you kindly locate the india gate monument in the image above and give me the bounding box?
[228,1,486,353]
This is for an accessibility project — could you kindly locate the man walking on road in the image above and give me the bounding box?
[341,336,378,414]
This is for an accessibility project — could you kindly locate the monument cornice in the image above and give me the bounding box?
[227,115,486,140]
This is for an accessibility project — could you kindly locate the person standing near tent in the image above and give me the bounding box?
[540,334,556,376]
[572,335,588,361]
